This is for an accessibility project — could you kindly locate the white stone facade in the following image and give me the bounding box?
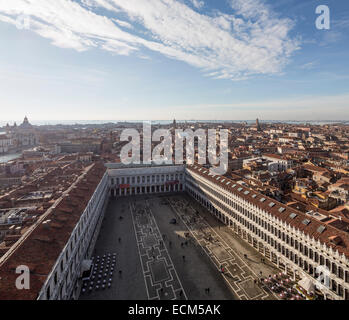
[37,171,109,300]
[185,166,349,300]
[37,163,349,300]
[108,164,186,196]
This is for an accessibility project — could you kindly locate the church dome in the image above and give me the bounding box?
[20,116,33,129]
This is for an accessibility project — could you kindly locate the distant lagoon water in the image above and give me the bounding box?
[0,153,21,163]
[1,120,348,127]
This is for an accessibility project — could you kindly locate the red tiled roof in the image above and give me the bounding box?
[187,164,349,259]
[0,162,106,300]
[303,164,328,173]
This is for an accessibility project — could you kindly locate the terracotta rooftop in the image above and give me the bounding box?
[303,163,328,173]
[0,162,106,300]
[187,164,349,260]
[262,153,289,161]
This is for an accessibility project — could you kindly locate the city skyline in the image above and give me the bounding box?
[3,119,349,128]
[0,0,348,121]
[1,0,349,304]
[1,117,349,301]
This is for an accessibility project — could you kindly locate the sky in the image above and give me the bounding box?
[0,0,348,122]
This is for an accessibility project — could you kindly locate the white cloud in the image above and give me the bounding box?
[0,0,300,80]
[189,0,204,10]
[112,18,133,29]
[300,61,317,70]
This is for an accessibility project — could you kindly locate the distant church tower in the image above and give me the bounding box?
[256,118,262,131]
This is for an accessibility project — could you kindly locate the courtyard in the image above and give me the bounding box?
[79,193,281,300]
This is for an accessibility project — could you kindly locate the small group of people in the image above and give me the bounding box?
[180,241,189,248]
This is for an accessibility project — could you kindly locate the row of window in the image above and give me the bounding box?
[44,177,108,300]
[111,173,183,185]
[186,174,349,290]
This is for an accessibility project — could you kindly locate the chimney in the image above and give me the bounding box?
[42,219,51,230]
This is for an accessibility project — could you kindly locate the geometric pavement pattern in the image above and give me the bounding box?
[130,200,187,300]
[167,196,279,300]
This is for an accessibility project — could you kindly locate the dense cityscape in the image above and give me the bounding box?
[0,0,348,312]
[0,117,349,300]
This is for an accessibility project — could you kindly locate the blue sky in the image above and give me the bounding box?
[0,0,348,122]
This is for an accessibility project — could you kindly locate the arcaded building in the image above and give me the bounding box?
[0,162,348,300]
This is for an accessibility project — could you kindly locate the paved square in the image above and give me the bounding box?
[139,216,149,225]
[240,279,264,298]
[80,193,280,300]
[150,260,170,283]
[143,235,157,248]
[210,244,232,261]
